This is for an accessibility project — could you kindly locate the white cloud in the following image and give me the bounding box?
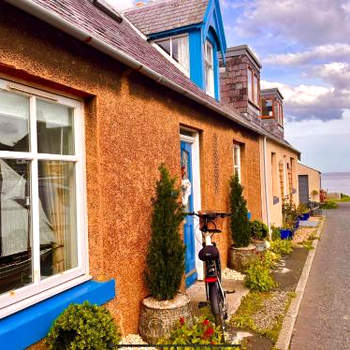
[235,0,350,45]
[261,78,350,121]
[265,44,350,66]
[104,0,136,11]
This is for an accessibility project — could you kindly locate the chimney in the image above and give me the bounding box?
[136,1,144,7]
[219,45,262,126]
[261,88,284,139]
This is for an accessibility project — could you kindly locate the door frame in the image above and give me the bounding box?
[180,130,203,280]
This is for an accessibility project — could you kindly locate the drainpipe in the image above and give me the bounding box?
[263,136,271,240]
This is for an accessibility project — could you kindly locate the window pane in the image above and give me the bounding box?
[0,91,29,152]
[206,41,213,65]
[157,39,171,55]
[0,159,32,294]
[37,100,74,155]
[38,161,77,279]
[247,70,253,101]
[253,74,259,104]
[172,37,189,71]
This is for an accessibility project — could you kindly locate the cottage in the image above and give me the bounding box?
[297,163,322,204]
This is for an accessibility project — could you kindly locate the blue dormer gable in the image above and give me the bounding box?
[128,0,227,101]
[189,0,227,100]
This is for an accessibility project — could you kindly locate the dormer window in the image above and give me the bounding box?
[205,40,215,98]
[154,35,189,75]
[248,68,259,106]
[275,100,284,125]
[262,98,273,117]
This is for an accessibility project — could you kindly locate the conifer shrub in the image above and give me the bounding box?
[46,301,120,350]
[145,164,186,300]
[229,173,251,247]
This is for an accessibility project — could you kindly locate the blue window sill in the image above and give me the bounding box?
[0,279,115,350]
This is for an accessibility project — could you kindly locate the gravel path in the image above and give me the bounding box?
[291,203,350,350]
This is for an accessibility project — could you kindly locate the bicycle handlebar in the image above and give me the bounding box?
[186,211,231,218]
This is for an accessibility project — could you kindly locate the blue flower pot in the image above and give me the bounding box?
[300,212,310,221]
[280,229,292,240]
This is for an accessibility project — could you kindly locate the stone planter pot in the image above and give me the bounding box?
[139,292,192,344]
[252,240,268,252]
[228,244,258,272]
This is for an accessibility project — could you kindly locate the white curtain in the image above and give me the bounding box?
[177,36,189,72]
[0,159,54,256]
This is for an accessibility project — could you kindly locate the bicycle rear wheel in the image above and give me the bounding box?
[208,283,225,334]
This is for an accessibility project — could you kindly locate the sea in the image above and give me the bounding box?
[321,172,350,195]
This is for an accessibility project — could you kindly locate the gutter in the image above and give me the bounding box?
[4,0,300,154]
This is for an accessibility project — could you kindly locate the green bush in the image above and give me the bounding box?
[158,316,224,345]
[271,225,281,241]
[270,239,293,256]
[46,301,120,350]
[320,200,338,209]
[145,164,185,300]
[229,173,251,247]
[297,203,309,215]
[249,220,268,241]
[245,259,277,292]
[263,250,281,269]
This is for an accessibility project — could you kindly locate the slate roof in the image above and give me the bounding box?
[7,0,299,154]
[123,0,209,36]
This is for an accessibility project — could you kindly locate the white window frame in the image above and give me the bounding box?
[153,34,189,76]
[0,79,89,319]
[205,40,215,98]
[233,144,241,182]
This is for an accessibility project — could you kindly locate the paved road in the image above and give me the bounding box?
[291,203,350,350]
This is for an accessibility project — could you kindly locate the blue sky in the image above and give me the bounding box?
[111,0,350,173]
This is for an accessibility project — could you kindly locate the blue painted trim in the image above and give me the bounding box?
[189,29,205,90]
[148,24,202,40]
[203,0,227,61]
[0,279,115,350]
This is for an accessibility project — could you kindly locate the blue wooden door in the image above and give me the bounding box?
[181,141,197,287]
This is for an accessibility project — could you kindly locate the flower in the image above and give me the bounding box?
[203,326,214,339]
[202,319,210,326]
[179,317,185,325]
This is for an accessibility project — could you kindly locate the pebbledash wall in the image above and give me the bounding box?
[264,140,299,228]
[0,2,263,339]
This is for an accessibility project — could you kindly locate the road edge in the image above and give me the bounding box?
[275,215,326,350]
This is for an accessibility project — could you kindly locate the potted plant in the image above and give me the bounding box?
[297,203,310,221]
[280,197,298,239]
[249,220,269,252]
[228,173,256,272]
[139,164,192,343]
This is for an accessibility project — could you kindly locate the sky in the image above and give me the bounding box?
[108,0,350,173]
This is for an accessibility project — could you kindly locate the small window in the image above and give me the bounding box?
[205,40,215,98]
[247,69,253,102]
[262,99,273,117]
[248,68,259,106]
[253,74,259,105]
[0,79,87,316]
[155,35,189,74]
[233,144,241,182]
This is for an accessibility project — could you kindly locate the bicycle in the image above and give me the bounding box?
[187,211,232,335]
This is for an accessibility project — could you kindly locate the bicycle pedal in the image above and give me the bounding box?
[198,301,209,308]
[224,289,235,294]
